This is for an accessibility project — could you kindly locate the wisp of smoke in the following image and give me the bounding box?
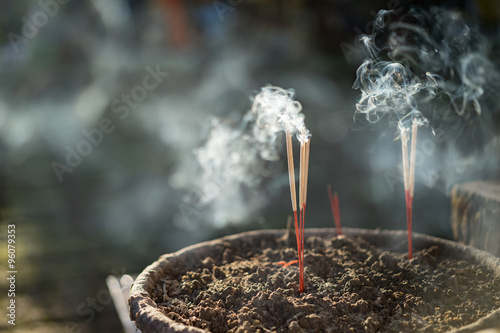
[354,6,499,122]
[251,86,310,146]
[353,5,499,193]
[353,60,428,126]
[186,86,309,226]
[398,110,429,134]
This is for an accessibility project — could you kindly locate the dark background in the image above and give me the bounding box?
[1,0,499,332]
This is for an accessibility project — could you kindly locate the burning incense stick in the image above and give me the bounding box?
[401,130,410,195]
[327,185,342,236]
[285,131,300,268]
[409,121,418,198]
[298,141,305,293]
[297,139,310,293]
[304,140,310,207]
[407,122,419,259]
[285,132,298,217]
[400,129,413,259]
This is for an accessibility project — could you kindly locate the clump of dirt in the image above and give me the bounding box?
[150,234,500,332]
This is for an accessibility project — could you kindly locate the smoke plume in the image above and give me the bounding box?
[179,86,309,227]
[353,6,499,189]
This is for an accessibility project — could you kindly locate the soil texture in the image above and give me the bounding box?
[149,232,500,332]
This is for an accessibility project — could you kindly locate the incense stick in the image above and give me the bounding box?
[401,122,419,260]
[400,129,414,259]
[327,185,342,236]
[285,132,297,213]
[409,122,418,197]
[284,128,310,293]
[298,141,306,293]
[401,130,410,195]
[298,139,310,293]
[285,132,301,269]
[405,122,418,259]
[299,142,305,211]
[304,140,310,207]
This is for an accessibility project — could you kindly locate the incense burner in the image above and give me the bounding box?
[129,228,500,333]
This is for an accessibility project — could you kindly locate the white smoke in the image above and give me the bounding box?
[353,6,500,195]
[353,60,428,125]
[355,7,499,120]
[180,85,309,227]
[251,86,310,147]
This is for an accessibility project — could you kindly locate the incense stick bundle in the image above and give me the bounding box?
[284,131,310,293]
[400,122,419,260]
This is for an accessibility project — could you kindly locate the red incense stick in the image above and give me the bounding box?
[327,185,342,236]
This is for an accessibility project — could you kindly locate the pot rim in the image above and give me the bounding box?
[129,227,500,333]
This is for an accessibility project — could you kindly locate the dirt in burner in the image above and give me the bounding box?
[151,234,500,332]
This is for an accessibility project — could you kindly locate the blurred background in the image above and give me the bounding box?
[0,0,499,332]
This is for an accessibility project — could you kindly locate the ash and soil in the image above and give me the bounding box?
[151,232,500,333]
